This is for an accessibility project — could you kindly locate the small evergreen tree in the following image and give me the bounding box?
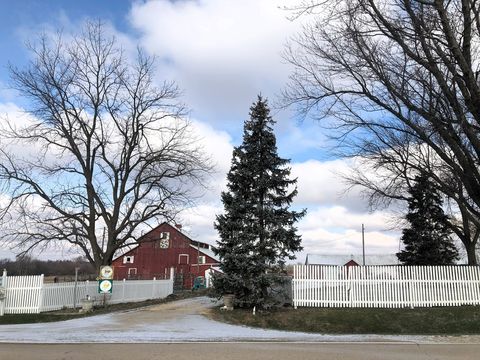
[397,173,459,265]
[214,96,305,308]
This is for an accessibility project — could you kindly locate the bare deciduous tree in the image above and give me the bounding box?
[346,128,480,264]
[0,22,210,270]
[284,0,480,264]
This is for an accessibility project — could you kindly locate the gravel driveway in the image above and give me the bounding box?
[0,296,479,344]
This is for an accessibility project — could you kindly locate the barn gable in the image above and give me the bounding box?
[111,222,220,288]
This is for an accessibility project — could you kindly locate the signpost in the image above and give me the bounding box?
[98,266,114,294]
[98,279,113,293]
[99,266,114,280]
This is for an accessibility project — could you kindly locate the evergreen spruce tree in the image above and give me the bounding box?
[397,173,459,265]
[214,96,305,308]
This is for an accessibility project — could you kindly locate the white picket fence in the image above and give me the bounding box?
[0,270,174,315]
[293,265,480,308]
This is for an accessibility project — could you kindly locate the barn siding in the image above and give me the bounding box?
[112,223,219,289]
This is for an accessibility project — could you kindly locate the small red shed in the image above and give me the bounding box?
[111,223,220,289]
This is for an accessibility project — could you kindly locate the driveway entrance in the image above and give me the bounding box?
[1,296,480,344]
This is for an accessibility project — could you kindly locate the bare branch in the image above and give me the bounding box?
[0,21,211,270]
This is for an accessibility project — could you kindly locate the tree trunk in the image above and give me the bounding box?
[466,242,478,265]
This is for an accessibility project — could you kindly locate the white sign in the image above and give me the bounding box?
[100,266,114,279]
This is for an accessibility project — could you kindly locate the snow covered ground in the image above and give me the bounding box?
[0,297,479,344]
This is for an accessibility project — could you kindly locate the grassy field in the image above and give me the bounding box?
[209,305,480,335]
[0,290,207,325]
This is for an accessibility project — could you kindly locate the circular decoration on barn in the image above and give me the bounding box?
[159,238,169,249]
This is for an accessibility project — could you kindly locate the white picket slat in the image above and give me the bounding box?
[0,274,174,315]
[292,265,480,309]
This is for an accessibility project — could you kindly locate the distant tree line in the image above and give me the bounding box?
[0,256,95,276]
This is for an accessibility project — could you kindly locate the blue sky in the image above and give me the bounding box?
[0,0,401,261]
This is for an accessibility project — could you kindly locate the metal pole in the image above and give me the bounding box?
[362,224,365,266]
[73,267,79,308]
[197,241,200,275]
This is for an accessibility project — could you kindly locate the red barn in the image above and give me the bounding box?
[112,223,220,289]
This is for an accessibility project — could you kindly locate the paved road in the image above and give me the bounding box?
[1,343,480,360]
[0,296,479,344]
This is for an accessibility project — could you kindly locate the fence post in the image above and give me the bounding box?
[293,265,297,309]
[123,279,126,301]
[37,274,45,313]
[348,266,352,307]
[170,267,175,294]
[152,277,156,298]
[0,269,6,316]
[85,280,90,302]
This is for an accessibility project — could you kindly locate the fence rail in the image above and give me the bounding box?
[293,265,480,308]
[0,270,174,315]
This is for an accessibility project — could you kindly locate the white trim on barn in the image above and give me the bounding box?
[178,254,189,264]
[123,255,135,264]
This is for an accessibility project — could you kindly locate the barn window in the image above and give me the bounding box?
[123,256,134,264]
[128,268,137,278]
[160,232,170,240]
[198,255,206,264]
[179,254,189,264]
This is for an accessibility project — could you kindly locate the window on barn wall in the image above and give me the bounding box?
[153,232,170,249]
[179,254,189,264]
[123,256,134,264]
[128,268,137,278]
[198,255,206,264]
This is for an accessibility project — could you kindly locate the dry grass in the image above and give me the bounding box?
[209,305,480,335]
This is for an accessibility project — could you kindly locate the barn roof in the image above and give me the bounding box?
[112,222,217,260]
[305,254,400,266]
[189,245,220,262]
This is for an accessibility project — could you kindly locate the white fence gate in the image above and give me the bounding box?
[293,265,480,308]
[0,270,174,315]
[1,273,44,314]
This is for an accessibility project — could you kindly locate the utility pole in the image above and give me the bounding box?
[362,224,365,266]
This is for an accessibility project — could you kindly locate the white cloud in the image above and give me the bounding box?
[300,206,397,233]
[0,101,399,263]
[296,206,400,262]
[173,127,400,262]
[190,118,233,199]
[178,203,221,245]
[129,0,300,121]
[178,201,400,263]
[0,102,35,128]
[0,2,404,263]
[292,158,368,212]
